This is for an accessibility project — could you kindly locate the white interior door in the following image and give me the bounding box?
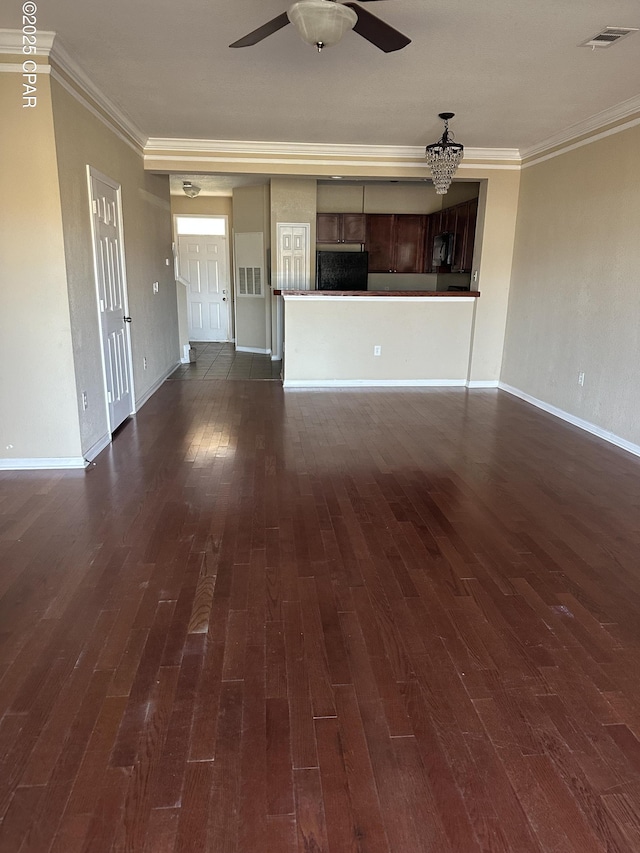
[89,170,134,432]
[276,223,310,290]
[178,234,230,341]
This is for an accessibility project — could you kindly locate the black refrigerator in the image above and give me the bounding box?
[316,251,368,291]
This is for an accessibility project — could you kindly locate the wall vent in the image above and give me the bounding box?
[238,266,262,296]
[579,27,638,48]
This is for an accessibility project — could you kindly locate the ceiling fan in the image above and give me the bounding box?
[229,0,411,53]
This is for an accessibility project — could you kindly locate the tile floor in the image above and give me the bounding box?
[167,342,282,381]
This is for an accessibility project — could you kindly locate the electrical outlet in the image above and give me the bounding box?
[152,281,159,294]
[374,345,382,357]
[81,391,88,410]
[165,258,170,266]
[578,371,585,386]
[143,357,148,370]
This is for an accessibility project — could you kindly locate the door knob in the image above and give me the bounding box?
[123,316,132,323]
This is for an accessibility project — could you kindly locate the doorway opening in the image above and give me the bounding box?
[175,215,232,343]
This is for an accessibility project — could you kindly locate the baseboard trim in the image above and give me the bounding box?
[0,456,88,471]
[135,362,180,411]
[283,379,468,388]
[236,346,271,355]
[84,433,111,463]
[467,380,500,389]
[499,382,640,459]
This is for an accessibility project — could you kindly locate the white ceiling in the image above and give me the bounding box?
[8,1,640,150]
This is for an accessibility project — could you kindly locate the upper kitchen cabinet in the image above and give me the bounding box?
[317,213,366,244]
[366,214,426,273]
[455,197,478,273]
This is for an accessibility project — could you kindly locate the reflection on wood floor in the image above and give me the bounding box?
[2,380,640,852]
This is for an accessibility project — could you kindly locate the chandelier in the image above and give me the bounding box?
[425,112,464,195]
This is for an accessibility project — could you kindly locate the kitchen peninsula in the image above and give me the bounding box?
[275,290,480,388]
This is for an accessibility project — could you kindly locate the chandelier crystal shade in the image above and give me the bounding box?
[287,0,358,51]
[425,112,464,195]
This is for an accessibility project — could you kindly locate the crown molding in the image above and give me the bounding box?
[0,28,55,53]
[145,138,427,158]
[144,137,522,166]
[521,113,640,169]
[50,37,147,150]
[6,26,637,173]
[463,147,521,162]
[0,28,146,151]
[0,63,51,74]
[521,93,640,163]
[49,65,143,156]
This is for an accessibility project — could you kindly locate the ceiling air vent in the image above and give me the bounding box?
[579,27,638,48]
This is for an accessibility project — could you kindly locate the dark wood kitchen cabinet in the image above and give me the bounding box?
[317,213,366,243]
[366,214,426,273]
[423,212,439,272]
[456,197,478,272]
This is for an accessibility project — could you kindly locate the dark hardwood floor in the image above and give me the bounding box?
[2,380,640,852]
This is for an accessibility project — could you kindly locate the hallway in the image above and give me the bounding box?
[2,380,640,852]
[168,343,282,381]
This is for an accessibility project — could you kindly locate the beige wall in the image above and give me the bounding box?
[171,195,233,218]
[171,195,234,353]
[467,170,521,383]
[283,297,476,384]
[270,178,317,357]
[317,183,365,213]
[0,73,83,463]
[270,177,318,282]
[363,182,442,215]
[442,181,482,206]
[51,79,178,455]
[232,184,270,350]
[316,180,475,215]
[502,124,640,445]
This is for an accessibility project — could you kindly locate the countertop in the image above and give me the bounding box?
[273,290,480,297]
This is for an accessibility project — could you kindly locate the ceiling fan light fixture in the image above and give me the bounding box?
[183,181,201,198]
[287,0,358,51]
[425,112,465,195]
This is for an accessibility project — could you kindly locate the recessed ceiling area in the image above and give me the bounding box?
[4,1,639,152]
[169,174,271,196]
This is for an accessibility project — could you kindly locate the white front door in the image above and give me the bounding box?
[89,170,134,432]
[178,234,230,341]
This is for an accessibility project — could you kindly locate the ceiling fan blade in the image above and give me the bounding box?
[344,3,411,52]
[229,12,290,48]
